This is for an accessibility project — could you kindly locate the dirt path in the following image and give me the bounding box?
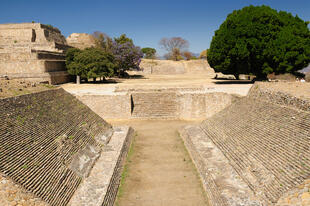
[111,120,209,206]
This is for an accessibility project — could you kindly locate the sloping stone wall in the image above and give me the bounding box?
[182,83,310,206]
[0,88,114,206]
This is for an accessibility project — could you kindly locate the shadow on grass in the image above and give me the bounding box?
[214,80,254,84]
[77,74,147,84]
[121,74,148,79]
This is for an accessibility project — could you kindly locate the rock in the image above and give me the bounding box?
[0,88,2,92]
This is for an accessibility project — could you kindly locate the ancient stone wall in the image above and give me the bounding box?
[74,89,236,120]
[0,23,71,84]
[181,82,310,206]
[66,33,97,49]
[77,94,132,119]
[140,59,214,75]
[0,88,114,206]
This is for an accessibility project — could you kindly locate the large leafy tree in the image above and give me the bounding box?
[207,5,310,79]
[141,47,157,59]
[66,48,116,84]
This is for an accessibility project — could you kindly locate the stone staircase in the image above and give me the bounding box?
[131,92,178,119]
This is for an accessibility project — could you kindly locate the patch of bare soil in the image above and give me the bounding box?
[112,120,209,206]
[0,173,48,206]
[0,79,55,99]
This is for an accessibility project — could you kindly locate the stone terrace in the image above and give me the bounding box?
[0,23,71,84]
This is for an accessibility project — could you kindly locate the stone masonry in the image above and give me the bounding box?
[181,82,310,206]
[0,23,71,84]
[0,89,114,205]
[72,88,238,120]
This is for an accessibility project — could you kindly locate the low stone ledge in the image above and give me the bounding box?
[69,126,134,206]
[179,125,265,206]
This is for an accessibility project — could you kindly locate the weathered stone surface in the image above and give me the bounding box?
[180,125,265,206]
[0,88,113,206]
[69,144,101,178]
[70,88,239,120]
[140,59,214,74]
[181,83,310,206]
[0,23,71,84]
[69,126,134,206]
[66,33,97,49]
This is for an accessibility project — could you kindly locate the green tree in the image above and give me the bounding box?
[141,47,157,59]
[92,31,114,53]
[66,48,116,84]
[114,34,133,45]
[66,48,84,84]
[207,5,310,79]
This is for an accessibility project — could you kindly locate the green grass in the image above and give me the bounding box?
[42,84,56,89]
[115,132,137,206]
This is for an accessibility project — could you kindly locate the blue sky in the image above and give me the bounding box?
[0,0,309,55]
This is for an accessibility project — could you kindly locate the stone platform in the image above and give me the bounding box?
[62,74,252,120]
[0,23,71,84]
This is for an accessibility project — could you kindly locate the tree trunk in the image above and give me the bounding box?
[76,76,80,84]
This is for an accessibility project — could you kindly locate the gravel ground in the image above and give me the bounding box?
[256,81,310,100]
[0,174,47,206]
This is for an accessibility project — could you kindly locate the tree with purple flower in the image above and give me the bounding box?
[112,34,143,77]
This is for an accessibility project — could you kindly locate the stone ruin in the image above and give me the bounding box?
[180,82,310,206]
[0,88,133,206]
[66,33,97,49]
[140,59,213,75]
[0,23,71,84]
